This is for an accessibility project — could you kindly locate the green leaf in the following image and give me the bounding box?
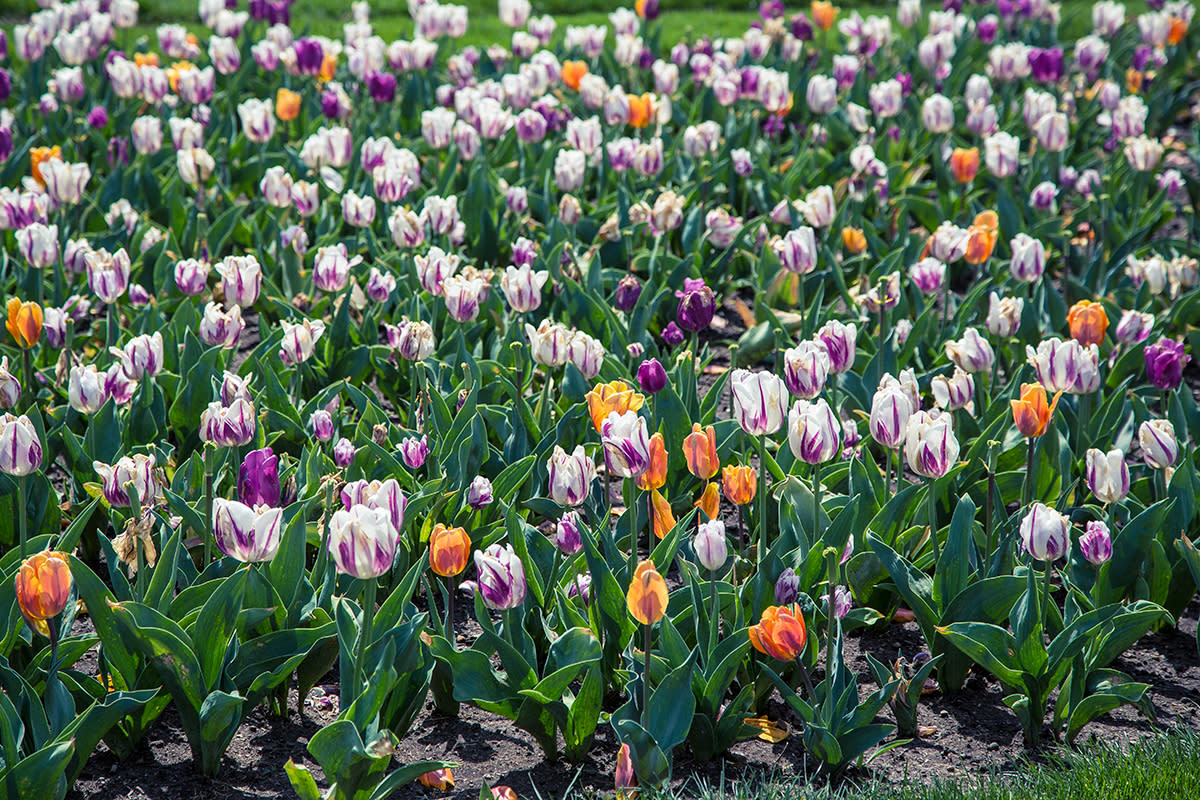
[192,568,249,691]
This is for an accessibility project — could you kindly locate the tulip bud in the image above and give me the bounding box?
[931,368,975,413]
[774,227,818,274]
[774,568,800,604]
[1009,234,1047,283]
[614,274,642,312]
[334,437,356,467]
[1144,337,1190,392]
[626,559,668,624]
[475,543,527,609]
[328,504,400,579]
[1020,502,1070,562]
[0,357,18,410]
[1138,418,1177,469]
[636,358,668,394]
[467,476,494,509]
[68,364,105,414]
[1114,310,1154,345]
[788,398,841,464]
[782,340,830,399]
[216,255,263,308]
[869,383,913,449]
[986,292,1023,338]
[430,523,471,577]
[238,447,280,508]
[1079,520,1112,566]
[1085,448,1129,504]
[816,320,857,374]
[213,498,283,563]
[547,445,597,506]
[1067,300,1109,347]
[15,550,72,637]
[0,414,41,476]
[112,332,164,380]
[635,432,668,491]
[552,511,583,555]
[949,147,980,183]
[676,279,716,333]
[399,435,428,469]
[905,410,959,479]
[615,744,637,795]
[694,519,728,571]
[525,320,571,368]
[6,299,42,349]
[682,423,719,480]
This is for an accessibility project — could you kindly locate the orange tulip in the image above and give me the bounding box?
[561,60,588,91]
[949,147,980,183]
[276,88,302,121]
[1067,300,1109,347]
[650,488,675,539]
[133,52,160,67]
[1011,382,1060,439]
[1169,17,1188,45]
[417,768,454,790]
[974,210,999,231]
[585,380,645,432]
[749,604,807,662]
[811,0,837,30]
[963,222,997,265]
[429,523,471,577]
[841,227,867,254]
[7,298,42,349]
[490,788,518,800]
[628,93,654,128]
[319,53,338,83]
[626,559,668,624]
[722,464,757,506]
[694,481,720,521]
[1126,68,1144,95]
[15,551,73,638]
[682,423,719,480]
[635,432,667,491]
[30,146,62,186]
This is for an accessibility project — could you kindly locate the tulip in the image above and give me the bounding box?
[821,585,852,620]
[722,464,757,506]
[500,264,549,312]
[93,454,160,508]
[816,320,857,374]
[731,370,789,436]
[430,523,471,577]
[694,519,728,571]
[553,511,583,555]
[614,275,643,312]
[310,410,334,442]
[986,292,1024,338]
[910,258,946,295]
[782,341,830,399]
[602,410,652,479]
[749,604,807,661]
[774,227,818,275]
[0,357,19,410]
[200,399,256,447]
[904,410,959,479]
[399,435,429,469]
[1011,382,1060,439]
[694,481,720,521]
[1114,310,1154,345]
[869,383,913,449]
[1144,337,1190,391]
[235,448,280,509]
[340,479,408,535]
[68,364,105,414]
[328,504,400,579]
[1079,521,1113,566]
[1026,337,1087,394]
[615,743,637,797]
[932,369,975,413]
[626,559,668,625]
[0,414,41,477]
[213,499,283,563]
[1009,234,1046,283]
[842,227,867,254]
[467,476,494,509]
[1139,418,1177,469]
[547,445,597,507]
[475,543,527,610]
[1068,300,1109,347]
[945,328,994,374]
[525,320,571,368]
[6,298,41,349]
[276,87,301,121]
[949,147,980,183]
[774,568,800,604]
[1086,448,1129,504]
[1020,502,1070,562]
[963,221,998,265]
[636,359,668,394]
[112,332,164,380]
[418,769,454,790]
[676,279,716,333]
[788,399,841,465]
[16,223,58,269]
[635,432,668,491]
[174,258,210,295]
[647,488,676,539]
[279,319,326,366]
[811,0,836,30]
[216,255,263,308]
[682,423,719,480]
[585,380,645,432]
[15,551,72,637]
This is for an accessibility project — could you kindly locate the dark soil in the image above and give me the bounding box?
[68,596,1200,800]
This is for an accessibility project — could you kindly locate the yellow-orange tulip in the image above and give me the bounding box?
[276,88,302,121]
[722,464,757,506]
[319,53,338,83]
[626,559,668,624]
[133,52,160,67]
[749,604,807,662]
[682,423,719,480]
[1011,382,1060,439]
[635,432,667,491]
[418,768,454,789]
[15,551,72,638]
[841,227,867,254]
[949,147,980,184]
[694,481,720,521]
[429,523,471,577]
[1067,300,1109,347]
[561,60,588,91]
[811,0,837,30]
[30,146,62,186]
[585,380,645,432]
[166,60,194,92]
[974,210,999,231]
[1169,16,1188,45]
[628,93,654,129]
[1126,68,1144,95]
[963,223,997,265]
[6,298,42,349]
[650,488,675,539]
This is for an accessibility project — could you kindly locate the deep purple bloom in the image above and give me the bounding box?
[977,15,999,43]
[366,71,397,103]
[321,89,341,119]
[675,278,716,333]
[775,568,799,604]
[0,128,12,163]
[637,358,668,394]
[107,136,129,167]
[640,0,660,20]
[0,70,11,104]
[293,38,324,75]
[759,0,784,19]
[239,447,281,507]
[896,72,913,96]
[1028,48,1064,84]
[661,322,686,347]
[1145,337,1190,391]
[87,106,109,129]
[614,274,642,312]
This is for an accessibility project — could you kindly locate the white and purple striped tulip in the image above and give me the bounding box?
[474,543,527,610]
[327,504,400,579]
[213,498,282,563]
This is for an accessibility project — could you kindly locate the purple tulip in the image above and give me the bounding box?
[467,475,493,509]
[552,511,583,555]
[1145,337,1190,391]
[400,435,430,469]
[87,106,109,129]
[676,278,716,333]
[366,71,397,103]
[637,358,668,394]
[293,38,324,75]
[614,274,642,312]
[238,447,280,507]
[1079,521,1113,566]
[775,567,800,604]
[1028,47,1064,83]
[333,437,355,467]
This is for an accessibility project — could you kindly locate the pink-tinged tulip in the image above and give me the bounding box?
[200,399,256,447]
[945,328,994,374]
[601,410,652,479]
[475,543,527,609]
[1025,338,1086,394]
[694,519,728,571]
[931,369,975,413]
[0,415,41,477]
[467,476,493,509]
[820,585,852,619]
[279,319,326,366]
[310,410,335,442]
[774,227,818,274]
[1009,234,1047,283]
[816,320,857,374]
[1114,310,1154,345]
[85,247,131,304]
[312,244,361,293]
[783,341,830,399]
[904,410,959,479]
[1079,521,1112,566]
[400,435,429,469]
[68,364,104,414]
[870,382,913,449]
[525,320,571,368]
[213,499,282,563]
[366,268,396,304]
[328,504,400,579]
[501,264,549,312]
[615,743,637,796]
[787,398,841,464]
[1020,503,1070,562]
[220,372,253,406]
[986,292,1023,338]
[216,255,263,308]
[415,247,460,296]
[341,478,408,534]
[111,332,163,380]
[174,258,210,295]
[553,511,583,555]
[1086,448,1129,504]
[333,438,356,467]
[547,445,597,507]
[1138,418,1177,469]
[260,166,294,208]
[568,331,605,379]
[1145,337,1190,392]
[93,454,160,508]
[909,257,946,294]
[731,369,789,436]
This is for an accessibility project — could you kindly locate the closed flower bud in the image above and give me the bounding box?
[774,568,800,604]
[238,447,280,508]
[69,364,105,414]
[783,340,830,399]
[0,357,19,409]
[0,414,41,476]
[870,383,913,449]
[945,328,994,373]
[614,274,642,312]
[430,523,471,577]
[15,551,73,637]
[626,559,668,624]
[213,498,283,563]
[652,488,677,539]
[1067,300,1109,347]
[722,464,757,506]
[949,147,980,183]
[675,279,716,333]
[731,369,789,436]
[552,511,583,555]
[475,543,527,609]
[905,410,959,479]
[216,255,263,308]
[6,299,42,349]
[547,445,597,506]
[1086,448,1129,504]
[174,258,210,295]
[694,481,720,521]
[694,519,728,571]
[1114,310,1154,345]
[1009,234,1047,283]
[1020,502,1070,562]
[788,398,841,464]
[636,358,668,395]
[1138,418,1177,469]
[816,320,857,374]
[1079,520,1112,566]
[310,409,335,442]
[399,435,429,469]
[681,424,719,480]
[1144,337,1190,392]
[821,585,852,620]
[986,292,1024,338]
[467,476,493,509]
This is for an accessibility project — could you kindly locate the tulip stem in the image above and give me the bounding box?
[445,575,455,651]
[1074,392,1090,463]
[795,657,816,700]
[536,371,553,433]
[1023,437,1037,507]
[21,348,32,413]
[1041,560,1053,636]
[927,480,940,563]
[642,622,652,726]
[356,577,376,706]
[203,445,215,568]
[883,448,892,501]
[16,474,27,558]
[812,464,821,542]
[756,433,768,558]
[709,569,719,648]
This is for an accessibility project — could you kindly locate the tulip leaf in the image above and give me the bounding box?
[933,494,976,609]
[936,622,1024,688]
[867,534,938,643]
[67,558,140,690]
[192,568,249,691]
[284,759,322,800]
[645,649,697,751]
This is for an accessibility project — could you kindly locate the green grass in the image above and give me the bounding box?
[605,727,1200,800]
